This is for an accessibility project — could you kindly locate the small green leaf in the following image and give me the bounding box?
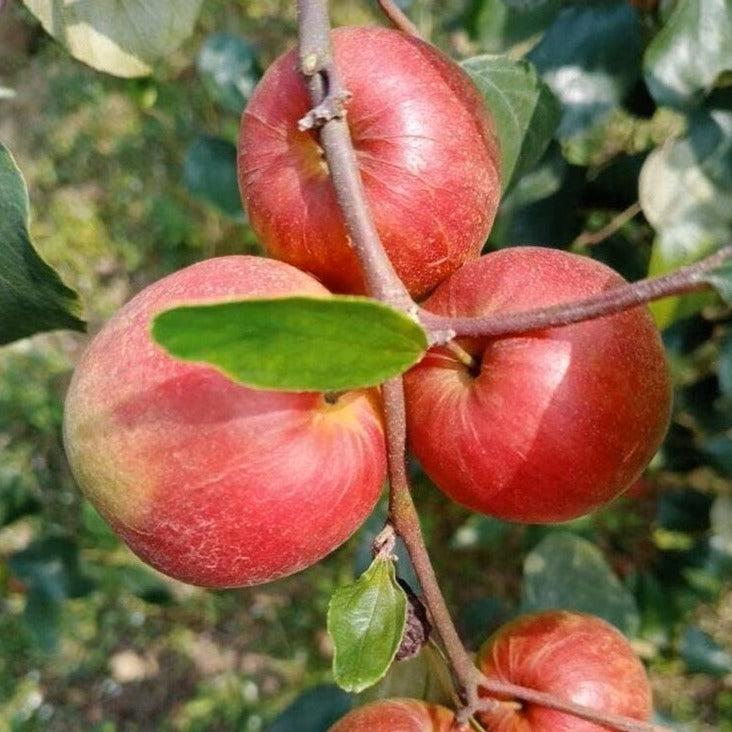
[197,33,261,115]
[327,558,407,693]
[22,0,204,77]
[183,136,244,219]
[643,0,732,109]
[521,531,640,636]
[528,2,642,140]
[0,142,84,345]
[152,296,428,392]
[462,54,561,191]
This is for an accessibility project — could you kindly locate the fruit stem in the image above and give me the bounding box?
[377,0,421,37]
[420,243,732,340]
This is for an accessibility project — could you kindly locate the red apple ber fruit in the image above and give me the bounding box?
[63,256,386,588]
[327,698,466,732]
[476,611,653,731]
[404,247,671,523]
[238,25,501,299]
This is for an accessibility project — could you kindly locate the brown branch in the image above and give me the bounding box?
[295,0,414,311]
[296,1,688,729]
[377,0,420,36]
[420,244,732,342]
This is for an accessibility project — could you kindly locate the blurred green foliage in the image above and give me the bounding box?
[1,1,731,731]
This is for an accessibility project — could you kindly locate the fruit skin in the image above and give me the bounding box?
[327,698,464,731]
[403,246,671,523]
[476,610,653,731]
[238,26,501,299]
[63,256,386,588]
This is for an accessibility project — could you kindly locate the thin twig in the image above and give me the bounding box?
[574,201,642,248]
[420,244,732,342]
[377,0,421,36]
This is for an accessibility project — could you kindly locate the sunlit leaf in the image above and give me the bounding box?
[152,296,428,392]
[22,0,204,77]
[521,531,640,636]
[462,54,560,190]
[644,0,732,109]
[641,104,732,326]
[0,142,84,345]
[328,558,407,693]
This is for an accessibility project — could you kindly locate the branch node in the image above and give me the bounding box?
[372,524,398,560]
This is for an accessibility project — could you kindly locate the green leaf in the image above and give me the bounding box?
[152,296,428,392]
[0,142,84,345]
[528,2,642,140]
[22,0,204,77]
[462,54,561,191]
[24,587,62,654]
[197,33,261,115]
[643,0,732,109]
[679,626,732,676]
[464,0,562,53]
[267,685,353,732]
[520,531,640,636]
[183,136,245,220]
[641,104,732,327]
[9,536,94,600]
[327,558,407,693]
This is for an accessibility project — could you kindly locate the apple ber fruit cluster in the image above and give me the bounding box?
[62,20,670,731]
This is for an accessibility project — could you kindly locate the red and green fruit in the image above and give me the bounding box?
[404,246,671,523]
[477,610,653,731]
[63,256,386,588]
[327,698,465,731]
[238,25,501,298]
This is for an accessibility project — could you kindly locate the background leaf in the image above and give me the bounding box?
[266,685,353,732]
[528,1,642,140]
[462,54,560,191]
[0,142,84,345]
[641,103,732,327]
[183,136,245,219]
[22,0,205,77]
[463,0,562,53]
[327,558,407,693]
[152,296,428,392]
[197,33,261,115]
[520,531,640,636]
[643,0,732,109]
